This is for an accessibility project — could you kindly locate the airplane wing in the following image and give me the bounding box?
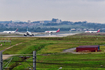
[16,32,39,35]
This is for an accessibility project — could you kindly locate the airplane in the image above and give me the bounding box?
[24,29,34,36]
[85,29,100,33]
[45,29,60,34]
[3,28,18,34]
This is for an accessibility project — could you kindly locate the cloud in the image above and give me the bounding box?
[0,0,21,5]
[0,0,105,23]
[85,0,105,2]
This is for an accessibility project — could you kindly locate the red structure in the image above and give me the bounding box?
[76,45,100,52]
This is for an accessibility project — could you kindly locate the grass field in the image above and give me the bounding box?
[2,33,105,70]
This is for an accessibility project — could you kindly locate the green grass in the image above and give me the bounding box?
[7,53,105,70]
[0,38,25,51]
[2,34,105,70]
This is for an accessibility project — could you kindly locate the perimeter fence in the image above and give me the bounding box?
[0,51,36,70]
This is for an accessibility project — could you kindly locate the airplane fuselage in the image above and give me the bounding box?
[45,29,60,34]
[85,31,97,33]
[3,31,16,33]
[24,31,34,36]
[85,29,100,33]
[45,31,57,34]
[3,29,18,34]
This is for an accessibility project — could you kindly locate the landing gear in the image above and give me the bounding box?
[32,34,34,36]
[24,34,27,36]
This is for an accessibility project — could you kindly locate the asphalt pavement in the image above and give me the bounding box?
[0,32,79,37]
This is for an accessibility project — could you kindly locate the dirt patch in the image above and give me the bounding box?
[3,55,13,60]
[62,48,89,54]
[62,48,80,54]
[1,42,22,52]
[0,42,22,60]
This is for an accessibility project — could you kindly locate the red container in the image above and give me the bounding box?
[76,45,100,52]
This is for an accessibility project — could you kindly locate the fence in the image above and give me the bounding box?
[0,51,36,70]
[0,40,11,46]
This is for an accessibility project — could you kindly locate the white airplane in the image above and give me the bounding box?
[24,29,34,36]
[85,29,100,33]
[3,28,18,34]
[45,29,60,34]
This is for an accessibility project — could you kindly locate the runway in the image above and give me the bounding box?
[34,33,79,37]
[0,32,80,37]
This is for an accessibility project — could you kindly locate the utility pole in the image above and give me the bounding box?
[0,52,3,70]
[33,51,36,70]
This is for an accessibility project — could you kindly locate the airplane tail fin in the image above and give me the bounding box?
[56,29,60,32]
[27,27,29,32]
[97,29,100,33]
[15,28,18,32]
[27,28,28,31]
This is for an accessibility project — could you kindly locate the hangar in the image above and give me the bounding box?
[76,45,100,52]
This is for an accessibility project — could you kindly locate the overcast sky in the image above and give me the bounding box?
[0,0,105,23]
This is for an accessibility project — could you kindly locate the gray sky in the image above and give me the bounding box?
[0,0,105,23]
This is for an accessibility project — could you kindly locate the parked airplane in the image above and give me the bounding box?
[45,29,60,34]
[85,29,100,33]
[3,28,18,34]
[24,29,34,36]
